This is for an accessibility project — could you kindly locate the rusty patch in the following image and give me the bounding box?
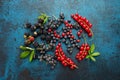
[18,69,33,80]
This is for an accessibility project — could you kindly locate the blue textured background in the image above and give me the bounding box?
[0,0,120,80]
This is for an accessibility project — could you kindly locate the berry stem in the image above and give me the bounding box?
[89,29,94,41]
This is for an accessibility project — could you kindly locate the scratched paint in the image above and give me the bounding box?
[0,0,120,80]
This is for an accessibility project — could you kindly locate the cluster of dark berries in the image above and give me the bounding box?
[71,13,93,37]
[55,43,78,69]
[34,54,57,69]
[47,13,64,30]
[20,13,94,70]
[60,21,81,54]
[76,43,90,61]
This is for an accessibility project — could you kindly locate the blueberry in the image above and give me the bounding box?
[32,31,38,38]
[38,30,43,35]
[72,44,76,47]
[69,50,73,54]
[65,41,69,45]
[40,26,44,30]
[30,26,36,31]
[60,13,65,19]
[33,41,39,48]
[43,30,47,35]
[46,35,51,40]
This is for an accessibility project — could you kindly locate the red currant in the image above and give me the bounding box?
[88,33,92,37]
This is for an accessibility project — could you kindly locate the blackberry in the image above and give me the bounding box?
[38,18,44,24]
[34,23,40,29]
[25,23,31,28]
[24,33,30,37]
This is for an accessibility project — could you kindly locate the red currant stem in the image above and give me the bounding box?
[82,34,88,55]
[89,29,94,41]
[58,48,78,69]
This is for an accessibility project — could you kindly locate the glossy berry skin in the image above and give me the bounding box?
[71,14,93,37]
[76,43,90,61]
[28,36,34,42]
[55,43,77,69]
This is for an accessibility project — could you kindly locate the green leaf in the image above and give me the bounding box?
[43,17,48,24]
[90,44,95,53]
[20,51,30,58]
[20,46,27,50]
[20,46,34,51]
[90,56,96,62]
[91,52,100,57]
[38,13,47,19]
[29,50,35,62]
[86,55,90,59]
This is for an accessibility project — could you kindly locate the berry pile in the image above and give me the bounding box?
[71,13,93,37]
[35,54,57,69]
[55,43,78,69]
[76,43,90,61]
[19,13,100,70]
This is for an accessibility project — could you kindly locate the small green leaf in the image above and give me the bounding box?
[91,52,100,57]
[90,44,95,53]
[90,56,96,62]
[43,17,48,24]
[86,55,90,59]
[20,46,34,51]
[20,51,30,58]
[20,46,27,50]
[29,50,35,62]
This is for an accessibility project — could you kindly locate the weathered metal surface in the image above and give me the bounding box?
[0,0,120,80]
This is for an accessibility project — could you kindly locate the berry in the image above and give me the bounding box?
[55,43,77,69]
[77,32,81,36]
[25,23,31,28]
[29,36,34,42]
[80,30,83,33]
[76,39,80,43]
[76,43,90,61]
[88,33,92,37]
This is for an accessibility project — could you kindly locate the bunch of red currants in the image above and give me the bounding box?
[55,43,78,69]
[71,13,93,37]
[76,43,90,61]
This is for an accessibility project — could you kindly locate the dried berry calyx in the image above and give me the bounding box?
[55,43,78,69]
